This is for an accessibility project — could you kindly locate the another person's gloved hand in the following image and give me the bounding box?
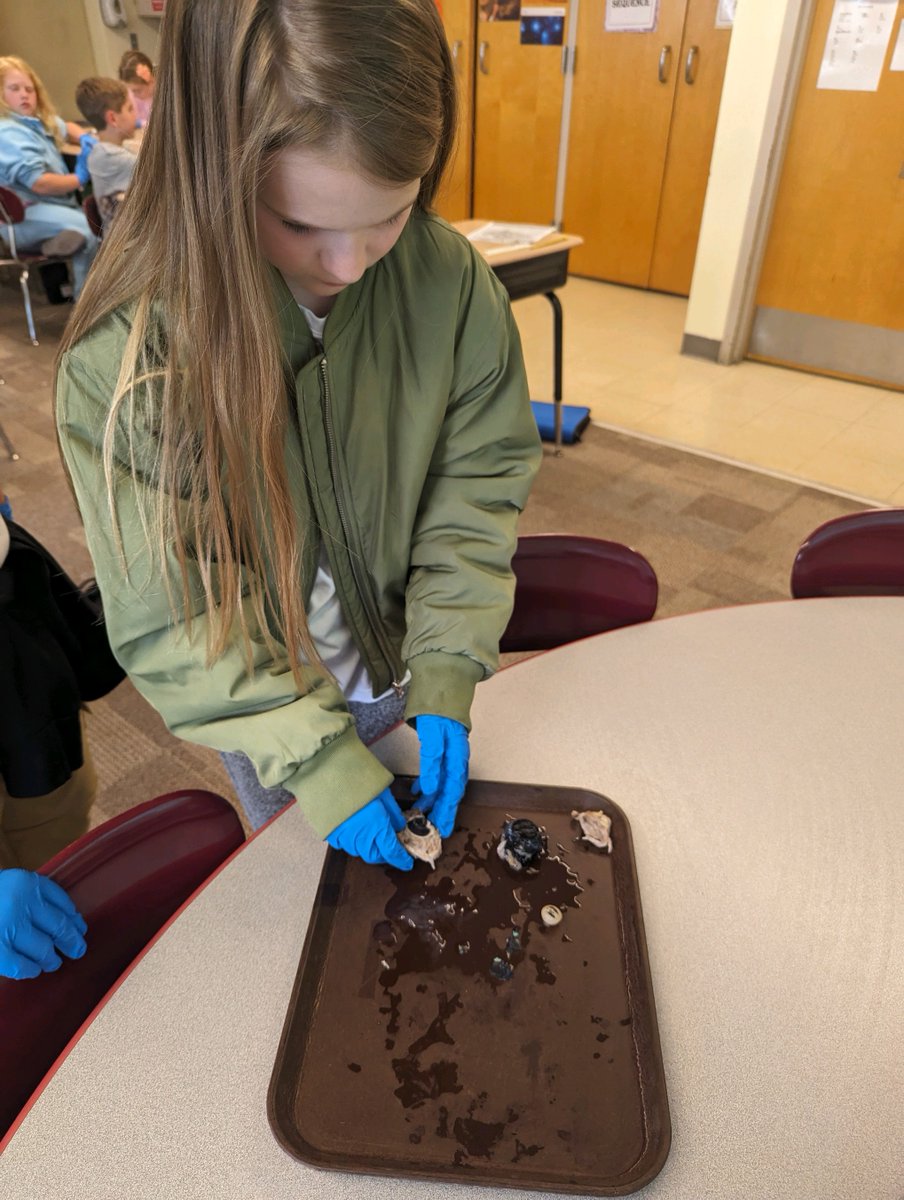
[413,715,470,838]
[74,135,97,188]
[326,788,413,870]
[0,869,88,981]
[74,149,92,187]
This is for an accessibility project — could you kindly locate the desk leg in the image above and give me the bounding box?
[544,290,563,456]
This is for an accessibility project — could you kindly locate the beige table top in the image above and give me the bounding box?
[2,598,903,1198]
[453,219,583,268]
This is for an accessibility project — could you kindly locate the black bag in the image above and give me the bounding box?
[0,521,126,797]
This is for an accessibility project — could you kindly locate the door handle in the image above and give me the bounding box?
[478,40,489,75]
[684,45,699,84]
[658,45,672,84]
[451,38,463,63]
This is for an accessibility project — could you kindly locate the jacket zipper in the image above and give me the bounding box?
[319,356,407,695]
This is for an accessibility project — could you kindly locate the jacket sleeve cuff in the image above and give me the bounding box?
[403,650,485,732]
[283,724,394,838]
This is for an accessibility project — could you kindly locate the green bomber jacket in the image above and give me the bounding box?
[56,212,541,836]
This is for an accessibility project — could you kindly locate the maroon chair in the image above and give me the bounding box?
[790,509,904,598]
[0,185,79,346]
[0,789,245,1141]
[500,533,658,653]
[83,193,103,239]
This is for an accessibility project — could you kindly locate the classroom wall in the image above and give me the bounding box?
[0,1,161,120]
[683,0,812,361]
[81,0,162,80]
[0,0,98,121]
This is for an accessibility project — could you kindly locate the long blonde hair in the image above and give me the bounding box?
[0,56,63,147]
[58,0,456,679]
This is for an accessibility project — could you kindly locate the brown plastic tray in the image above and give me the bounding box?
[268,780,670,1195]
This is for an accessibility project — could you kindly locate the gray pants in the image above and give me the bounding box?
[220,691,408,830]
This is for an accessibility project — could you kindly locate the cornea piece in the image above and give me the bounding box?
[571,809,613,854]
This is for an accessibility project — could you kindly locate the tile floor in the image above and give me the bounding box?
[512,277,904,507]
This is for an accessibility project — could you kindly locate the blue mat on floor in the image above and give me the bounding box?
[530,400,591,445]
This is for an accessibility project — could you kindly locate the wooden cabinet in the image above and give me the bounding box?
[434,0,476,222]
[648,1,733,294]
[752,0,904,386]
[563,0,730,294]
[445,0,732,295]
[472,9,567,224]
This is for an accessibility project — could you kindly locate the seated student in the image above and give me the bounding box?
[75,77,138,231]
[118,50,155,128]
[0,55,97,299]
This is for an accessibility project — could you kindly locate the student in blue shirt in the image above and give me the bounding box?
[0,56,98,298]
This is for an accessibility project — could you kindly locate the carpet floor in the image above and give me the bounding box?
[0,284,866,832]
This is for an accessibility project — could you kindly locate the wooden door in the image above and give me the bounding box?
[754,0,904,382]
[472,6,567,223]
[563,0,689,286]
[434,0,476,221]
[648,1,732,294]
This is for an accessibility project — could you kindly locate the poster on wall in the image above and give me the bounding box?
[520,5,566,44]
[604,0,658,34]
[715,0,736,29]
[817,0,897,91]
[480,1,522,19]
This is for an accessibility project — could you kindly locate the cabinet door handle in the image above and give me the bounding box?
[658,45,672,83]
[478,40,489,75]
[684,45,699,84]
[451,38,463,63]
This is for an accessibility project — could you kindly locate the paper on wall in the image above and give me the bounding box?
[605,0,659,34]
[817,0,898,91]
[715,0,736,29]
[890,18,904,70]
[520,5,566,46]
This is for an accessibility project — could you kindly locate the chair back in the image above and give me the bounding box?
[0,789,244,1141]
[501,533,658,652]
[83,193,102,239]
[791,508,904,598]
[0,185,26,227]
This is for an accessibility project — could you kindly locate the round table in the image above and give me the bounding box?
[2,598,902,1199]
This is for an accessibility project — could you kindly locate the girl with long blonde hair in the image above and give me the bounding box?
[0,56,98,297]
[56,0,540,867]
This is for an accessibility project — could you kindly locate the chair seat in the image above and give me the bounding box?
[0,183,77,344]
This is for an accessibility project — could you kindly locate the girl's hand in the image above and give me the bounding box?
[325,789,413,870]
[413,715,470,838]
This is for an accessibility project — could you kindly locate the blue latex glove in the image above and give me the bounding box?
[413,715,470,838]
[73,135,97,187]
[0,870,88,981]
[74,148,92,187]
[326,788,413,870]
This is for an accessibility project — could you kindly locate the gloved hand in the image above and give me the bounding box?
[73,134,97,188]
[0,870,88,981]
[74,147,92,187]
[326,788,413,870]
[413,715,470,838]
